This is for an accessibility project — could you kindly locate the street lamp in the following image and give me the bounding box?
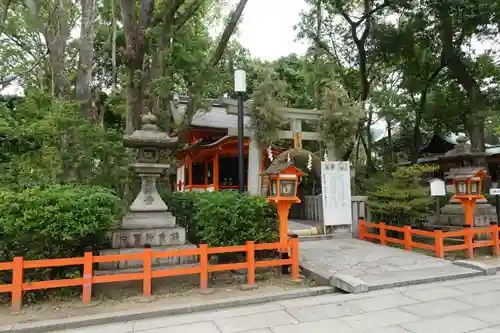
[234,69,246,193]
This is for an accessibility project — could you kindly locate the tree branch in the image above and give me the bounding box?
[139,0,155,29]
[179,0,249,140]
[355,0,390,25]
[174,0,203,32]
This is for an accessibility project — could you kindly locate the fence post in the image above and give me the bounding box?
[435,230,444,258]
[199,241,208,290]
[379,222,387,245]
[404,226,412,251]
[143,244,152,297]
[82,246,93,304]
[359,217,365,240]
[491,222,500,256]
[246,241,255,285]
[464,225,474,259]
[11,256,23,312]
[290,234,300,281]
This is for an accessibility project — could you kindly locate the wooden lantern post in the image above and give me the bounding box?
[261,163,306,252]
[451,169,488,226]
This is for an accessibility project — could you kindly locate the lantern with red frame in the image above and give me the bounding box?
[261,162,306,251]
[449,167,488,226]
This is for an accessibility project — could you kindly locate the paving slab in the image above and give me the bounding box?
[143,321,222,333]
[214,311,298,333]
[400,314,488,333]
[337,308,420,330]
[466,305,500,325]
[299,238,482,292]
[400,298,474,317]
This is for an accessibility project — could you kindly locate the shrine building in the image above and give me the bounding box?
[170,96,280,193]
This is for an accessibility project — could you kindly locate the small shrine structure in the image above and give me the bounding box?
[434,136,497,230]
[99,112,196,270]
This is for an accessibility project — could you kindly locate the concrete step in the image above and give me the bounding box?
[340,265,482,292]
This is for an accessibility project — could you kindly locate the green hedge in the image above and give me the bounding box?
[0,184,124,287]
[164,191,278,246]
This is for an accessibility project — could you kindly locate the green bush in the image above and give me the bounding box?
[0,184,124,285]
[367,165,437,227]
[163,191,200,243]
[164,191,278,246]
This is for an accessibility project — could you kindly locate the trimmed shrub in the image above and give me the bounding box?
[164,191,278,246]
[0,184,124,287]
[367,165,437,227]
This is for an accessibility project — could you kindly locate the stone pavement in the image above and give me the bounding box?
[53,274,500,333]
[299,239,480,289]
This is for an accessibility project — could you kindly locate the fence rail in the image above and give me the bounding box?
[0,237,300,312]
[359,218,500,259]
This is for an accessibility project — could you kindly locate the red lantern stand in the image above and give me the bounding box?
[262,163,306,273]
[451,169,488,226]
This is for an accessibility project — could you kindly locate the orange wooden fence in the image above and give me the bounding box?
[359,218,500,259]
[0,236,300,312]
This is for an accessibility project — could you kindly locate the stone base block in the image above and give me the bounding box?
[453,260,496,275]
[111,227,186,248]
[121,211,176,229]
[330,274,368,294]
[98,244,198,270]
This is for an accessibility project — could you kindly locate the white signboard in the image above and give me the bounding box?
[429,178,446,196]
[321,161,352,226]
[490,188,500,196]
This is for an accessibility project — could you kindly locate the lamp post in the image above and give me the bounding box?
[234,69,246,193]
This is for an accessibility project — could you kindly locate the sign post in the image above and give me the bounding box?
[321,161,352,231]
[490,188,500,223]
[429,178,446,219]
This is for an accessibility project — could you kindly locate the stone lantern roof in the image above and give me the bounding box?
[439,135,489,161]
[123,112,178,149]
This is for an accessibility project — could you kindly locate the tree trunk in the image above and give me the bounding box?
[76,0,95,121]
[436,1,486,151]
[119,0,154,134]
[24,0,70,96]
[111,0,117,93]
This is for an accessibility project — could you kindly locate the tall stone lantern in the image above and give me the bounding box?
[99,112,196,270]
[434,136,497,236]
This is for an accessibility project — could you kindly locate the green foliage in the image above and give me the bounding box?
[0,90,131,196]
[0,184,124,288]
[319,82,364,152]
[164,191,278,246]
[367,165,437,227]
[163,191,200,243]
[249,68,286,145]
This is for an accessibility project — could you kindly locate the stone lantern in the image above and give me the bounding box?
[434,136,497,235]
[99,112,197,270]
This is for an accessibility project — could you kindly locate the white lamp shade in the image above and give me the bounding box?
[234,69,247,92]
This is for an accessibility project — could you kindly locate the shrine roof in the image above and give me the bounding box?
[170,96,252,130]
[178,135,235,151]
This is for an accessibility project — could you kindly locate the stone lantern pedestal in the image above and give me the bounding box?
[99,113,197,271]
